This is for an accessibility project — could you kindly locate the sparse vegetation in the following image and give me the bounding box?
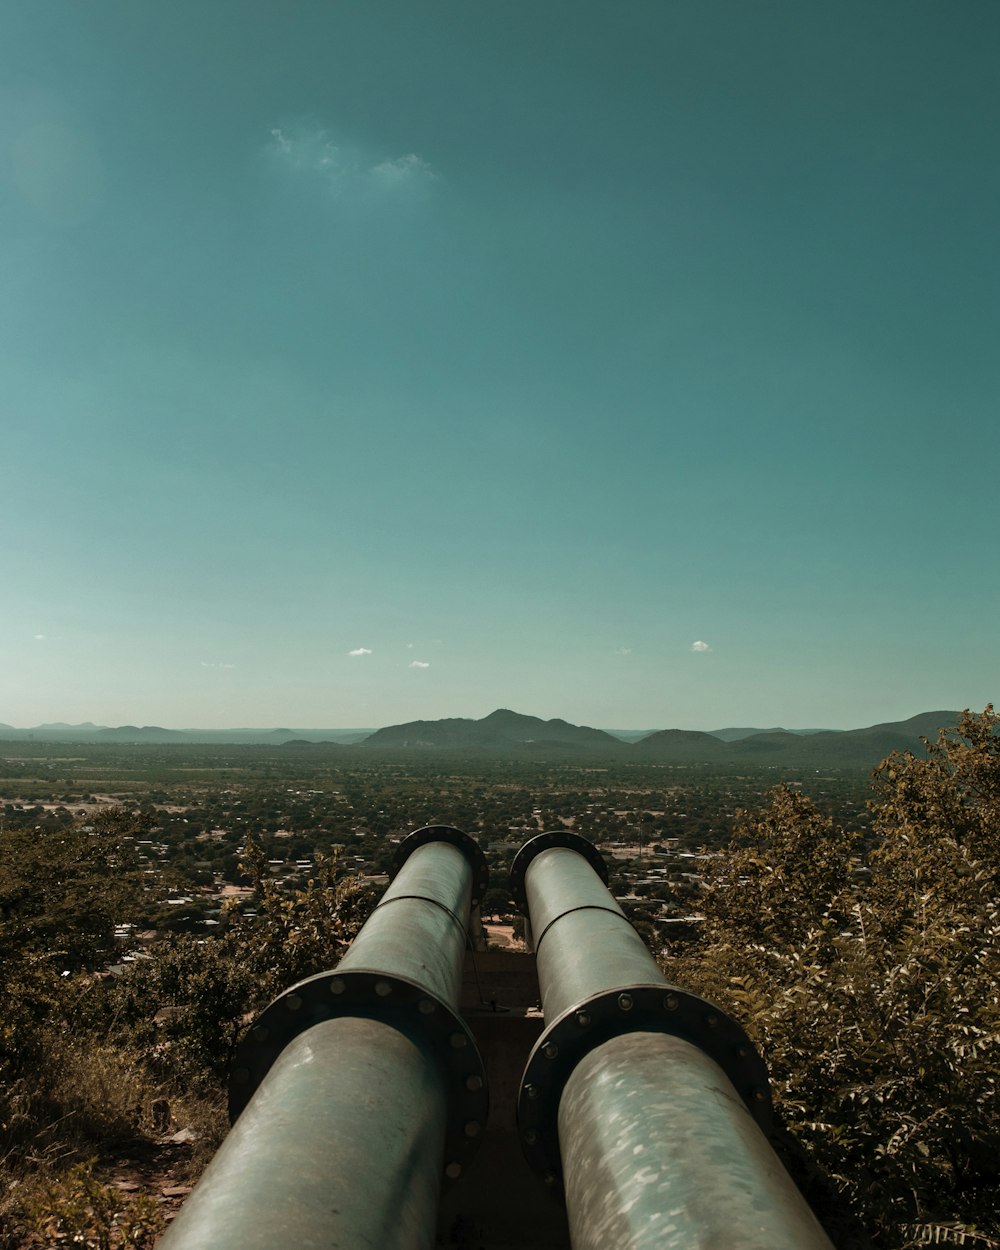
[2,711,997,1246]
[0,810,370,1248]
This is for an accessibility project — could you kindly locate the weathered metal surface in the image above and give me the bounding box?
[513,842,770,1163]
[509,830,608,918]
[558,1032,834,1250]
[230,835,482,1119]
[162,827,490,1249]
[523,863,658,1020]
[228,965,489,1170]
[511,832,833,1249]
[338,838,474,1007]
[160,1016,449,1250]
[517,982,770,1180]
[392,824,490,909]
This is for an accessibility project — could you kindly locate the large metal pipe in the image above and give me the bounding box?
[510,831,834,1250]
[160,826,490,1250]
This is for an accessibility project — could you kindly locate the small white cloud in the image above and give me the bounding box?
[269,127,292,156]
[267,125,436,197]
[405,642,414,649]
[409,660,430,669]
[201,661,236,669]
[349,647,373,657]
[34,633,45,640]
[269,126,342,174]
[691,640,712,653]
[614,647,632,656]
[267,126,359,196]
[372,152,436,186]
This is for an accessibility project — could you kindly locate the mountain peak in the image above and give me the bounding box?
[364,709,623,753]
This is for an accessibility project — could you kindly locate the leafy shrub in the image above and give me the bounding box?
[107,841,375,1090]
[1,820,375,1246]
[18,1160,163,1250]
[667,708,1000,1248]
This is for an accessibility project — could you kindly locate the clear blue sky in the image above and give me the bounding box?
[3,1,997,731]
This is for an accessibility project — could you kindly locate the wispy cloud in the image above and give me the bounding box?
[372,153,435,186]
[267,126,437,198]
[614,647,632,656]
[348,647,373,657]
[201,661,236,669]
[409,660,430,669]
[34,633,45,640]
[691,640,712,653]
[269,126,345,176]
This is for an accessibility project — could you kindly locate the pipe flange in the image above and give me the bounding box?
[393,826,490,908]
[230,968,489,1184]
[516,982,772,1187]
[509,832,608,915]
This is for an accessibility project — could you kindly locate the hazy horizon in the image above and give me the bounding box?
[4,2,997,731]
[0,705,963,736]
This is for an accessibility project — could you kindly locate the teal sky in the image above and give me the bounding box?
[3,1,997,731]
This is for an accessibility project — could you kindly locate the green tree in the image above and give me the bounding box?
[702,783,860,952]
[868,705,1000,935]
[0,807,153,972]
[1,808,167,1208]
[109,838,376,1089]
[665,709,1000,1249]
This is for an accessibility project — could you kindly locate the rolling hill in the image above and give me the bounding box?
[362,708,625,753]
[0,708,966,767]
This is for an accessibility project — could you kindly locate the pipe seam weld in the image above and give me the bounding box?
[391,824,490,904]
[372,892,472,945]
[509,829,607,913]
[530,902,629,958]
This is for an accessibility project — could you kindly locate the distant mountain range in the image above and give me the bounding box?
[361,708,960,767]
[0,709,965,768]
[629,711,960,767]
[0,723,372,746]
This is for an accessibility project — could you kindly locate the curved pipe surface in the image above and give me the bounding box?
[559,1032,833,1250]
[161,828,487,1250]
[523,844,661,1021]
[336,836,474,1007]
[161,1017,448,1250]
[513,833,834,1250]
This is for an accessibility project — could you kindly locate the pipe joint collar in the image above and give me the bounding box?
[517,982,772,1188]
[393,825,490,908]
[230,968,489,1183]
[509,831,608,915]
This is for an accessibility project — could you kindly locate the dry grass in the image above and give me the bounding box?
[1,1038,226,1247]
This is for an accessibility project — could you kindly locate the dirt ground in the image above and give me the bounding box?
[482,922,525,951]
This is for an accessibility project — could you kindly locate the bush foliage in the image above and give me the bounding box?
[0,820,372,1248]
[665,707,1000,1249]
